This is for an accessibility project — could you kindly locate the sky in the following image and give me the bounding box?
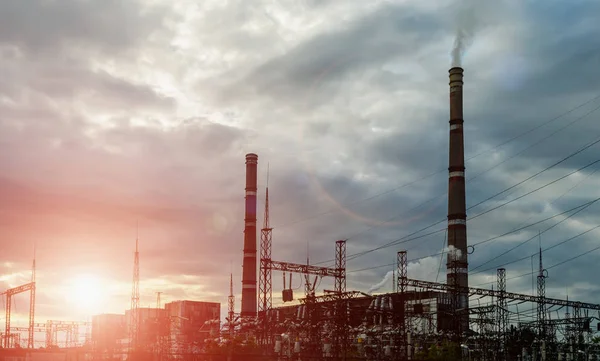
[1,0,600,334]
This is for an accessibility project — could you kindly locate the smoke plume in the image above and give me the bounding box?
[367,270,394,294]
[445,245,462,260]
[367,246,464,294]
[451,0,479,67]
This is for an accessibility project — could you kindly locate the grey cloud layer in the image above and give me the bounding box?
[0,0,169,54]
[2,0,600,320]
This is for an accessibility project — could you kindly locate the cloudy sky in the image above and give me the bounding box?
[2,0,600,337]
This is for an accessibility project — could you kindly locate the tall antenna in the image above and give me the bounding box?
[258,164,273,314]
[306,241,309,266]
[129,223,140,353]
[156,292,162,309]
[537,230,547,339]
[228,273,235,321]
[392,255,396,293]
[538,230,543,275]
[28,243,36,349]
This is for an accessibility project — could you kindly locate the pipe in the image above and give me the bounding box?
[241,153,258,318]
[447,67,469,326]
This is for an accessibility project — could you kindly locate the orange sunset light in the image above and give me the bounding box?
[64,274,107,316]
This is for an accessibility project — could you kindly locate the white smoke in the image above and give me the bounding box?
[407,256,443,283]
[366,246,465,294]
[367,270,394,294]
[445,245,462,261]
[450,0,487,67]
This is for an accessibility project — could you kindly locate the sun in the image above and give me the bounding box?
[66,274,106,315]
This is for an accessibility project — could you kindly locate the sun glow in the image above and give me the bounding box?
[66,274,106,316]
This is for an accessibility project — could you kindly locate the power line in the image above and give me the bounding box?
[332,118,600,266]
[474,162,600,251]
[467,133,600,213]
[469,162,600,271]
[471,198,600,248]
[471,223,600,275]
[473,241,600,287]
[339,138,600,266]
[466,163,600,268]
[345,197,600,273]
[276,94,600,230]
[339,98,600,242]
[467,101,600,185]
[469,159,600,222]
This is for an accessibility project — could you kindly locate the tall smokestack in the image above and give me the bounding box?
[241,153,258,318]
[447,67,469,328]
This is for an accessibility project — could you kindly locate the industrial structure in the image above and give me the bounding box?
[2,68,600,361]
[242,153,259,319]
[215,68,600,361]
[447,66,470,335]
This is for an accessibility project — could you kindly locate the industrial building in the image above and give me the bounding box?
[91,314,127,353]
[165,300,221,351]
[89,301,220,356]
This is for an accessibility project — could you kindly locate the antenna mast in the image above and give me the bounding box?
[228,273,235,324]
[28,244,36,349]
[129,224,140,353]
[259,165,273,314]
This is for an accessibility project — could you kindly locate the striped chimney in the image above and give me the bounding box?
[241,153,258,318]
[447,67,469,324]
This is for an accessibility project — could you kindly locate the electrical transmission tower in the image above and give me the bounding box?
[28,246,36,349]
[259,184,273,314]
[228,273,235,326]
[497,268,508,361]
[397,251,408,360]
[129,232,140,354]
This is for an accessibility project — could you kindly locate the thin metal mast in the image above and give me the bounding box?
[129,225,140,353]
[28,244,36,348]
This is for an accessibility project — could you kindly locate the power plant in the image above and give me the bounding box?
[2,68,600,361]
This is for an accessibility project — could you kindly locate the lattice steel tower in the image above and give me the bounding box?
[28,246,36,349]
[129,234,140,352]
[228,273,235,323]
[259,184,272,314]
